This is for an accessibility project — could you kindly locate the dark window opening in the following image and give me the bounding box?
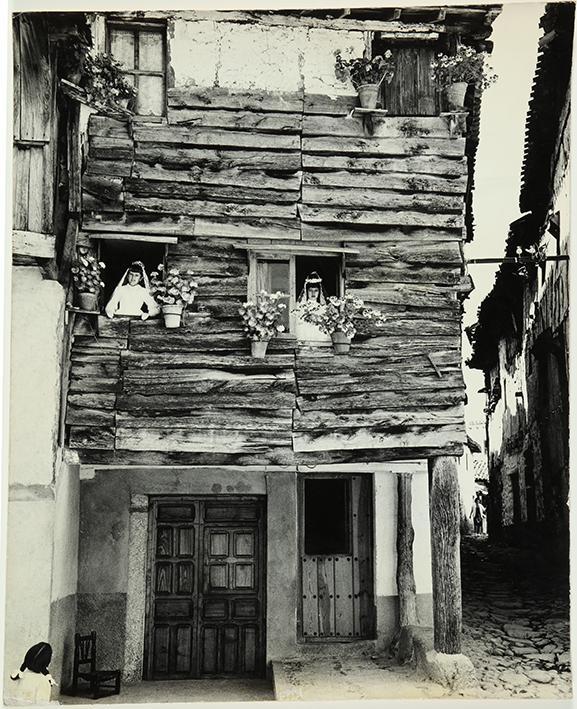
[296,255,341,300]
[304,478,350,555]
[99,239,166,308]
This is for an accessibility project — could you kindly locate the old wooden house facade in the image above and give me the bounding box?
[469,3,571,558]
[7,7,499,693]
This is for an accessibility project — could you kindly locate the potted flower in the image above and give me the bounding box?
[431,46,497,111]
[334,49,396,109]
[70,248,105,311]
[298,293,387,354]
[149,265,198,328]
[239,291,287,358]
[82,53,137,111]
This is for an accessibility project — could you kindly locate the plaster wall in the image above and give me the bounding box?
[9,268,65,486]
[168,18,364,95]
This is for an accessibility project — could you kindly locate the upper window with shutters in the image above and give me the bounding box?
[106,21,166,117]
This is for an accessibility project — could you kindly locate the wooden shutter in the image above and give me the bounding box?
[383,46,438,116]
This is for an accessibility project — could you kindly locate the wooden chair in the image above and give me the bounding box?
[71,631,121,699]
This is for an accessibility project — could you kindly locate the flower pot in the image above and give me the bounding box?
[357,84,380,109]
[251,340,269,359]
[444,82,468,111]
[162,304,184,328]
[77,292,98,311]
[331,331,351,354]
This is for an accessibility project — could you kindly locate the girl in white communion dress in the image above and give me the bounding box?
[9,642,57,705]
[294,271,332,344]
[105,261,160,320]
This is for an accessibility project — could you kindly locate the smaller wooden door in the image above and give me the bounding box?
[299,475,374,641]
[145,497,265,680]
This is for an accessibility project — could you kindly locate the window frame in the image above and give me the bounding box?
[105,20,167,118]
[247,250,345,339]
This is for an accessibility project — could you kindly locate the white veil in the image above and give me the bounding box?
[296,271,328,305]
[113,260,151,291]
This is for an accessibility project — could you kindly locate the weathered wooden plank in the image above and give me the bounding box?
[349,241,462,266]
[303,170,467,194]
[89,136,134,160]
[295,444,464,466]
[121,351,294,371]
[303,115,451,138]
[12,230,55,258]
[134,125,301,151]
[293,424,466,453]
[123,367,294,383]
[302,187,463,212]
[136,145,302,172]
[83,174,124,202]
[296,350,461,370]
[193,275,248,297]
[121,374,296,397]
[303,93,358,116]
[65,406,116,426]
[125,195,296,220]
[88,115,131,139]
[296,388,465,412]
[125,178,297,204]
[69,377,122,394]
[70,361,121,379]
[168,107,302,133]
[116,427,291,453]
[67,392,117,409]
[296,369,463,395]
[301,558,319,638]
[77,447,295,466]
[13,146,31,230]
[303,154,467,177]
[396,474,418,628]
[69,426,115,450]
[301,224,463,243]
[85,159,133,178]
[82,217,196,236]
[116,408,292,431]
[117,390,295,412]
[167,86,304,113]
[317,558,335,637]
[27,145,44,233]
[194,218,301,241]
[352,335,458,354]
[82,191,124,214]
[299,205,463,229]
[334,555,354,638]
[303,136,465,158]
[346,263,461,285]
[347,285,456,309]
[293,406,464,432]
[133,162,302,191]
[128,331,248,352]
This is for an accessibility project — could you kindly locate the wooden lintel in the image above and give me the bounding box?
[13,230,56,259]
[84,231,179,244]
[238,244,360,255]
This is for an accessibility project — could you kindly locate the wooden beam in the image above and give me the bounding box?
[12,230,56,259]
[397,473,418,627]
[235,244,360,255]
[429,455,462,654]
[84,231,179,244]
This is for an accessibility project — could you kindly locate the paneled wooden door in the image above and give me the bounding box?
[145,497,266,680]
[299,475,374,641]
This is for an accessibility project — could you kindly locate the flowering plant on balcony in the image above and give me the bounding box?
[71,249,105,294]
[297,293,387,340]
[334,50,396,89]
[149,265,198,307]
[430,46,497,91]
[239,291,287,342]
[83,53,137,109]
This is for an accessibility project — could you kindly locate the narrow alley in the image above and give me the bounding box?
[461,535,571,699]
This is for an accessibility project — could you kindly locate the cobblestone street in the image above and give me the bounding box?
[461,535,572,699]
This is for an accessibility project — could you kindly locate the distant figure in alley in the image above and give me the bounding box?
[470,492,486,534]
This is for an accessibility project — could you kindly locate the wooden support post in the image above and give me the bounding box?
[429,455,462,654]
[396,473,418,627]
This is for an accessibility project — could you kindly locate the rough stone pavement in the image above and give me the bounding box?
[461,534,572,699]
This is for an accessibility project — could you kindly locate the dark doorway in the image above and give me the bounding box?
[145,497,266,680]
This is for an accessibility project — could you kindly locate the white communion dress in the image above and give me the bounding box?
[7,670,55,705]
[105,283,160,318]
[294,272,332,344]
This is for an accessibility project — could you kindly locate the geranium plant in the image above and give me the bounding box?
[82,53,137,109]
[431,46,497,90]
[149,265,198,307]
[239,291,287,342]
[298,293,387,340]
[334,50,396,89]
[71,249,105,294]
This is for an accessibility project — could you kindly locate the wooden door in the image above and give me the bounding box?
[299,475,374,641]
[145,497,266,680]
